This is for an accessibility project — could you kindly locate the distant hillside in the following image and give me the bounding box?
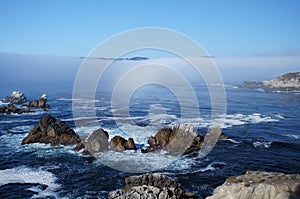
[237,72,300,91]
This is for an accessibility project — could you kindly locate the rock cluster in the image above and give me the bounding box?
[0,104,32,114]
[108,173,197,199]
[2,91,27,104]
[207,170,300,199]
[29,94,50,109]
[110,136,137,152]
[142,124,204,155]
[22,115,81,146]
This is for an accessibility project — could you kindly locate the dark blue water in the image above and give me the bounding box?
[0,86,300,199]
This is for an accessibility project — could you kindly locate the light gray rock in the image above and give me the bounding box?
[207,170,300,199]
[109,173,197,199]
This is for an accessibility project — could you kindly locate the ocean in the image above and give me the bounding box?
[0,85,300,199]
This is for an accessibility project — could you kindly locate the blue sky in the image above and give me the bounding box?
[0,0,300,57]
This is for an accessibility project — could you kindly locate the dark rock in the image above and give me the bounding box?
[108,173,198,199]
[110,136,137,152]
[142,124,204,155]
[29,94,50,109]
[22,115,80,146]
[2,91,27,104]
[0,104,33,115]
[81,129,109,154]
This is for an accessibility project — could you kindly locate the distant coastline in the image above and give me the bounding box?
[237,72,300,91]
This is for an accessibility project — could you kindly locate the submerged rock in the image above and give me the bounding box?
[2,91,27,104]
[29,94,50,109]
[142,124,204,155]
[22,115,80,146]
[108,173,197,199]
[207,170,300,199]
[110,136,137,152]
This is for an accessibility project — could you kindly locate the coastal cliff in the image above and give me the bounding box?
[237,72,300,91]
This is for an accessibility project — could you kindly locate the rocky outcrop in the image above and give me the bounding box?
[0,104,32,114]
[2,91,27,104]
[141,124,204,155]
[207,170,300,199]
[108,173,197,199]
[29,94,50,109]
[74,129,109,154]
[22,115,80,146]
[110,136,137,152]
[237,72,300,91]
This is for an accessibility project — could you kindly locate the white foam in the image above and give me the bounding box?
[223,138,242,144]
[253,141,272,148]
[284,134,300,139]
[0,166,60,198]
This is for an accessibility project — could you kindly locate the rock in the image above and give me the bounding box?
[237,72,300,91]
[142,124,204,155]
[0,104,33,114]
[29,94,50,109]
[80,129,109,154]
[108,173,197,199]
[22,115,80,146]
[2,91,27,104]
[207,170,300,199]
[110,136,137,152]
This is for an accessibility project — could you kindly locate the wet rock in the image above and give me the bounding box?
[110,136,137,152]
[2,91,27,104]
[142,124,204,155]
[207,170,300,199]
[22,115,80,146]
[29,94,50,109]
[79,129,109,154]
[108,173,197,199]
[0,104,33,114]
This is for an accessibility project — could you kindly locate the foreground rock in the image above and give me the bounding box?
[0,104,32,114]
[2,91,27,104]
[74,129,109,154]
[237,72,300,91]
[142,124,204,155]
[110,136,137,152]
[207,170,300,199]
[29,94,50,109]
[22,115,80,146]
[108,173,197,199]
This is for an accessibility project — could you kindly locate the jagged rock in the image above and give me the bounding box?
[0,104,33,114]
[22,115,80,146]
[207,170,300,199]
[77,129,109,154]
[142,124,204,155]
[2,91,27,104]
[29,94,50,109]
[237,72,300,91]
[108,173,197,199]
[110,136,137,152]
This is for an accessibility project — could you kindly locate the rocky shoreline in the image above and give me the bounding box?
[19,114,300,198]
[0,91,50,115]
[237,72,300,91]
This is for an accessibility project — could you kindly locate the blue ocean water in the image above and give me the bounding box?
[0,85,300,198]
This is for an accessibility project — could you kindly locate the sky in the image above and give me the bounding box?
[0,0,300,57]
[0,0,300,95]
